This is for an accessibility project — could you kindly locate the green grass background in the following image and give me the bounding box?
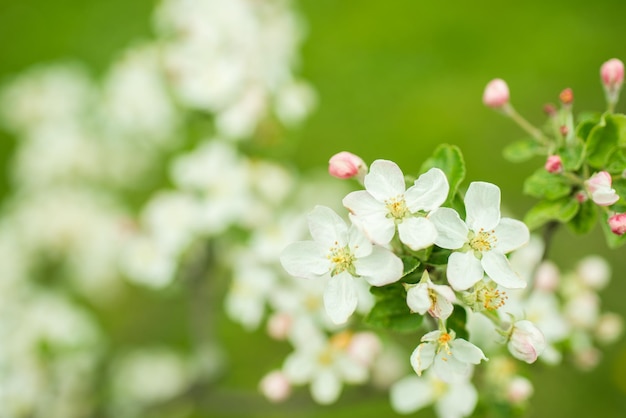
[1,0,626,417]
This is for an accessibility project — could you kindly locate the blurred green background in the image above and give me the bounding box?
[1,0,626,417]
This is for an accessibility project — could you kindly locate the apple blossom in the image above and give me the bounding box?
[343,160,449,251]
[280,205,403,324]
[608,213,626,235]
[259,370,292,402]
[328,151,367,181]
[544,155,563,173]
[507,320,546,364]
[405,270,456,319]
[601,58,624,95]
[483,78,510,109]
[430,181,530,290]
[585,171,619,206]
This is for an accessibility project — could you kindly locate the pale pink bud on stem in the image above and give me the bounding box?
[575,191,588,203]
[259,370,292,403]
[507,320,546,364]
[586,171,620,206]
[544,155,563,174]
[266,312,293,340]
[483,78,510,109]
[601,58,624,112]
[328,151,367,183]
[608,213,626,235]
[543,103,557,117]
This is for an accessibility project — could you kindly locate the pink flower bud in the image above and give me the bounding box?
[266,312,293,340]
[601,58,624,91]
[259,370,291,402]
[506,376,534,404]
[483,78,510,108]
[328,151,367,181]
[575,191,588,203]
[507,320,546,364]
[559,88,574,105]
[608,213,626,235]
[544,155,563,174]
[586,171,619,206]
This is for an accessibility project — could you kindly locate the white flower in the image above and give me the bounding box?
[585,171,619,206]
[507,320,546,364]
[280,205,403,324]
[411,329,487,382]
[343,161,449,251]
[430,181,529,290]
[405,271,456,319]
[390,372,478,418]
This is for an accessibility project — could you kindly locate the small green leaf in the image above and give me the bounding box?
[567,199,597,234]
[600,213,626,249]
[447,306,468,341]
[365,282,423,332]
[604,149,626,174]
[558,139,585,171]
[427,248,452,266]
[502,138,544,163]
[524,197,579,230]
[420,144,466,204]
[400,256,421,283]
[585,114,626,168]
[523,168,572,200]
[576,118,600,142]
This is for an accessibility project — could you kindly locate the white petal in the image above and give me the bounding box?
[411,343,435,375]
[355,246,403,286]
[446,251,483,290]
[308,205,348,247]
[450,339,487,364]
[436,380,478,418]
[283,352,316,383]
[494,218,530,253]
[336,356,368,383]
[390,376,434,414]
[324,272,358,324]
[364,159,406,200]
[280,241,330,279]
[464,182,501,231]
[398,217,438,251]
[481,251,527,289]
[343,191,395,245]
[348,225,373,258]
[433,354,471,383]
[429,208,468,249]
[406,284,431,314]
[405,168,450,212]
[311,369,342,404]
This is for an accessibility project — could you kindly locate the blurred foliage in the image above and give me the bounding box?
[1,0,626,417]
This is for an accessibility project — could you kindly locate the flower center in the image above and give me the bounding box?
[385,195,409,222]
[481,287,507,311]
[328,242,356,276]
[469,228,497,253]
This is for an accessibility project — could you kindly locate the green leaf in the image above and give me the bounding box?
[558,139,585,171]
[567,199,597,234]
[523,168,572,200]
[585,114,626,168]
[446,306,468,341]
[600,212,626,249]
[502,138,544,163]
[604,149,626,174]
[576,118,599,142]
[399,256,421,283]
[365,283,424,332]
[426,248,452,266]
[523,197,579,230]
[420,144,466,204]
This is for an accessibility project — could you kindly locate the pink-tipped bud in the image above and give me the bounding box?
[544,155,563,174]
[575,191,588,203]
[601,58,624,92]
[507,320,546,364]
[586,171,619,206]
[328,151,367,181]
[266,312,293,340]
[259,370,291,403]
[559,125,569,137]
[608,213,626,235]
[543,103,557,117]
[559,88,574,105]
[483,78,510,108]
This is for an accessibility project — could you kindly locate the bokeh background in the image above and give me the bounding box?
[1,0,626,417]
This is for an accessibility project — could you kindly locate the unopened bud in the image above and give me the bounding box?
[543,103,557,117]
[534,260,560,291]
[575,191,588,203]
[506,376,534,404]
[601,58,624,92]
[586,171,619,206]
[328,151,367,181]
[544,155,563,174]
[507,320,546,364]
[559,125,569,137]
[608,213,626,235]
[259,370,292,403]
[267,312,293,340]
[559,88,574,105]
[483,78,510,108]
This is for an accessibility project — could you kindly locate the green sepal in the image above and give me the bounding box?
[567,199,597,235]
[585,113,626,168]
[523,168,572,200]
[446,306,468,341]
[420,144,466,205]
[502,138,544,163]
[365,283,424,332]
[523,197,579,230]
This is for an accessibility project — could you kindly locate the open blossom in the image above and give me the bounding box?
[411,329,487,383]
[430,182,529,291]
[328,151,367,181]
[585,171,619,206]
[483,78,510,108]
[280,205,403,324]
[405,271,456,319]
[507,320,546,364]
[343,160,449,251]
